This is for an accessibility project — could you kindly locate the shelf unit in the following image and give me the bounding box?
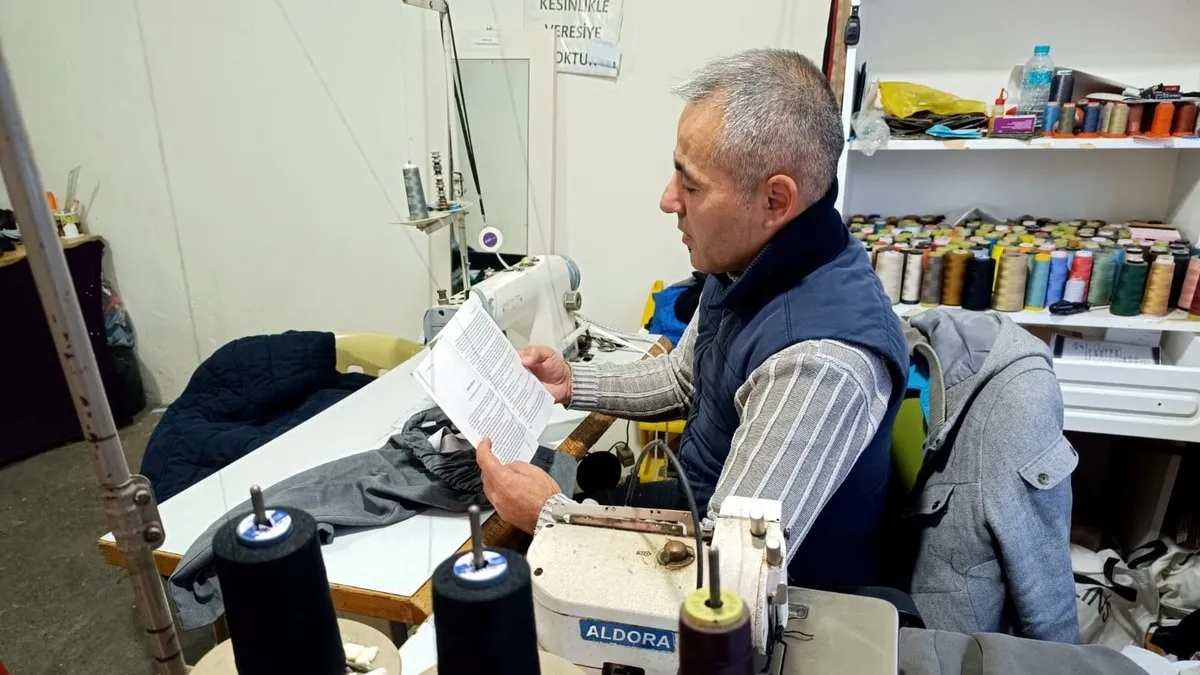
[835,0,1200,448]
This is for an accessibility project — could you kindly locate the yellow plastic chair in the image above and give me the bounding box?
[637,280,687,482]
[334,333,423,376]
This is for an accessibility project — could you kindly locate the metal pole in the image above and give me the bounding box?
[0,37,187,674]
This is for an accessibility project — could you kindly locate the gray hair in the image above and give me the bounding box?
[672,49,844,204]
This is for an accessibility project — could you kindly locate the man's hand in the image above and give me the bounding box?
[476,438,562,533]
[520,345,572,406]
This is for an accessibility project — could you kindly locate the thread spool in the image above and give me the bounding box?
[1051,69,1075,104]
[1079,102,1102,137]
[876,249,904,304]
[1174,103,1199,137]
[1111,255,1149,317]
[1046,250,1070,305]
[678,548,755,675]
[1057,103,1076,136]
[1141,256,1176,317]
[920,251,945,306]
[1043,102,1062,134]
[1087,249,1118,307]
[1063,250,1094,303]
[991,251,1028,312]
[403,162,430,221]
[213,495,345,675]
[942,249,971,306]
[1127,105,1146,135]
[1169,251,1193,308]
[901,249,924,304]
[431,509,541,674]
[1025,252,1052,310]
[1191,278,1200,321]
[1179,255,1200,310]
[963,255,996,311]
[1104,103,1130,137]
[1099,102,1114,136]
[1144,102,1176,139]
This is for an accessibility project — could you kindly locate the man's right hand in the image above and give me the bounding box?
[520,345,572,405]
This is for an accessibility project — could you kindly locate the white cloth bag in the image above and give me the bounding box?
[1073,545,1162,649]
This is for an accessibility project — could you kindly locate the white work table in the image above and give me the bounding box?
[97,342,657,624]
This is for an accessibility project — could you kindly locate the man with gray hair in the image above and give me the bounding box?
[476,49,908,589]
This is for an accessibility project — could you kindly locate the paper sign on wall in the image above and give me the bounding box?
[526,0,624,78]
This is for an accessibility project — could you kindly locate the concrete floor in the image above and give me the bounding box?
[0,412,213,674]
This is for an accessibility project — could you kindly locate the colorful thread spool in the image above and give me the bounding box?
[1104,103,1130,138]
[992,250,1028,312]
[1174,103,1198,138]
[1043,102,1062,134]
[901,249,924,304]
[1127,105,1146,135]
[1178,254,1200,311]
[920,251,945,307]
[1025,252,1052,310]
[1111,255,1149,317]
[1141,256,1176,317]
[942,249,972,306]
[1086,248,1118,307]
[1046,250,1070,305]
[876,249,905,305]
[1057,103,1076,136]
[1063,250,1094,303]
[1144,102,1176,139]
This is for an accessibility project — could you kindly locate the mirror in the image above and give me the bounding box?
[451,57,531,293]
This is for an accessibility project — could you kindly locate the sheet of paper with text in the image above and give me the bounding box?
[412,294,554,464]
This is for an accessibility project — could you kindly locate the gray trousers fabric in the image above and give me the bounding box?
[167,407,577,630]
[899,629,1145,675]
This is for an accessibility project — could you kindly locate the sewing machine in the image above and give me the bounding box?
[526,496,790,674]
[423,254,587,356]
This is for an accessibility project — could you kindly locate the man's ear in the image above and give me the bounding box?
[763,174,801,232]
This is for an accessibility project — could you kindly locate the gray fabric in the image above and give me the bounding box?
[167,407,576,630]
[898,628,1144,675]
[906,309,1080,643]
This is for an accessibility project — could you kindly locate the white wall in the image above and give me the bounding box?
[444,0,832,331]
[0,0,432,402]
[845,0,1200,225]
[0,0,832,402]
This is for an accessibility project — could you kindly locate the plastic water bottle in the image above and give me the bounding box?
[1017,45,1055,120]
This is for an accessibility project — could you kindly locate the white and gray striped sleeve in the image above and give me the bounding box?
[707,339,893,563]
[567,313,698,421]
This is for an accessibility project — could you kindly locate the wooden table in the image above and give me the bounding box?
[0,234,100,268]
[97,338,668,626]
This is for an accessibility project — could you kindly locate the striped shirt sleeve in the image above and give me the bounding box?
[567,315,697,421]
[708,339,892,562]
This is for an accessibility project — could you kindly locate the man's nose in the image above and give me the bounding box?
[660,179,683,215]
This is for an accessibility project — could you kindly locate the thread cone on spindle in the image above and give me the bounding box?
[1144,102,1176,139]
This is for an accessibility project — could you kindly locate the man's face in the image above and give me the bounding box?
[660,102,761,274]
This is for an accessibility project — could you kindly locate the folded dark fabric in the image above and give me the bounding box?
[168,406,576,629]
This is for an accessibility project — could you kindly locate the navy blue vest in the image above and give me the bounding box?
[677,181,908,589]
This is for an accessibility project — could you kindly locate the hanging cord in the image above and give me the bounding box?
[441,8,510,271]
[625,439,704,590]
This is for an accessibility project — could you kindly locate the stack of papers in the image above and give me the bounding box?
[412,294,554,464]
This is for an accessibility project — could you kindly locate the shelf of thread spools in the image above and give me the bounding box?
[850,136,1200,152]
[853,215,1200,333]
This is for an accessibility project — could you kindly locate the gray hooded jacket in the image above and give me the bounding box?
[904,309,1079,643]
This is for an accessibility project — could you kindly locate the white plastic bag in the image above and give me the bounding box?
[1073,545,1161,649]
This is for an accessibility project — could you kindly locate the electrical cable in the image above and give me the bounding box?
[625,439,704,590]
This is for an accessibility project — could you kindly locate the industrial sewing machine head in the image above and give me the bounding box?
[525,495,790,675]
[423,254,587,357]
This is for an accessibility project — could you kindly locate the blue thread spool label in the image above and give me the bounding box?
[452,550,508,587]
[235,509,293,547]
[579,619,676,653]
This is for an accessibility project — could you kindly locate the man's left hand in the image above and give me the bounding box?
[476,438,562,533]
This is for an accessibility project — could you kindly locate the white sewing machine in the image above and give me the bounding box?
[423,254,588,356]
[526,496,790,675]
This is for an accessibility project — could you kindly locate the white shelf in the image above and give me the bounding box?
[852,137,1200,152]
[893,304,1200,333]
